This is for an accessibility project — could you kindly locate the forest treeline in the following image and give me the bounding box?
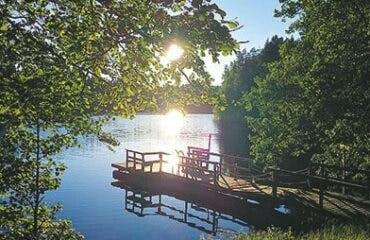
[216,36,284,157]
[216,0,370,177]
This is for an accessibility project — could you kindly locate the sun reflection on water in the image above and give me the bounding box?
[161,109,184,135]
[159,110,186,171]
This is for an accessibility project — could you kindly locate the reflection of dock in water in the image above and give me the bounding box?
[123,189,227,235]
[112,178,290,235]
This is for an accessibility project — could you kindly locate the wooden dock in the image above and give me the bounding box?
[112,149,272,197]
[112,148,370,231]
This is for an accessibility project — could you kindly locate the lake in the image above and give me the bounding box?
[47,114,258,239]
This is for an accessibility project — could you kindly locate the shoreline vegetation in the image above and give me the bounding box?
[202,225,370,240]
[136,104,213,114]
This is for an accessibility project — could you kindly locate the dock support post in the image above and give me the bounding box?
[184,201,188,222]
[212,210,216,234]
[158,194,162,213]
[272,170,277,197]
[125,190,128,209]
[159,153,163,173]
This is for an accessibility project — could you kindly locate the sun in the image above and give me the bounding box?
[163,44,184,63]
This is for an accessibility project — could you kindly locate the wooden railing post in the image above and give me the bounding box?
[307,163,312,188]
[233,162,238,180]
[319,183,324,209]
[159,153,163,173]
[213,164,217,183]
[133,152,137,170]
[142,153,145,172]
[341,162,346,195]
[126,150,129,166]
[185,158,189,178]
[272,170,277,197]
[319,166,324,208]
[218,163,222,180]
[367,177,370,200]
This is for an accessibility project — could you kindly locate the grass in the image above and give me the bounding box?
[202,225,370,240]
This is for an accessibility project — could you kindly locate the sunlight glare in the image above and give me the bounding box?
[164,44,184,62]
[161,109,184,135]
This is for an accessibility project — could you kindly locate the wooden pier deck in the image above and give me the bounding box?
[112,161,269,194]
[112,148,370,229]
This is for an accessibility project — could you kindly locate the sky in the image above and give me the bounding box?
[206,0,294,85]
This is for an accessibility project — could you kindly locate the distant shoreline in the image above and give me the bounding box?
[137,104,213,115]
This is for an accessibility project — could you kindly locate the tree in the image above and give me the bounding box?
[0,0,238,238]
[215,36,283,157]
[245,0,370,173]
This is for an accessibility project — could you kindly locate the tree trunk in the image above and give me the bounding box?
[33,120,41,240]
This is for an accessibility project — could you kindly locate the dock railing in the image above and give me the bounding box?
[123,149,281,190]
[126,149,170,172]
[186,147,264,181]
[269,165,370,208]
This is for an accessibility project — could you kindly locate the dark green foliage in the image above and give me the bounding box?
[0,0,238,238]
[215,36,284,157]
[245,0,370,173]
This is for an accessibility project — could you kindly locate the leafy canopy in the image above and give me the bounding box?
[0,0,239,239]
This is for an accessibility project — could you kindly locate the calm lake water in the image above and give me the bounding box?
[46,114,254,240]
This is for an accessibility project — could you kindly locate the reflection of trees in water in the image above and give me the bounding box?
[218,113,250,158]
